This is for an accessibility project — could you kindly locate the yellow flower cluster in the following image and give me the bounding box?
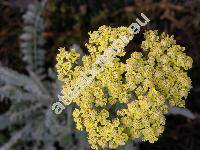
[56,26,193,149]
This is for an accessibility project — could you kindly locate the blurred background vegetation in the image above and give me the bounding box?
[0,0,200,150]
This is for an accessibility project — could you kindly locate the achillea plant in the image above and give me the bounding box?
[56,26,193,149]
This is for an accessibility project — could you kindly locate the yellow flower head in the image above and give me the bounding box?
[56,26,192,149]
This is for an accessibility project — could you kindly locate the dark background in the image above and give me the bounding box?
[0,0,200,150]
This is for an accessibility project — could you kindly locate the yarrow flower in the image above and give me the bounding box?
[56,26,193,149]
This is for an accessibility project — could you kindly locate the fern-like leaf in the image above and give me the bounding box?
[20,0,46,77]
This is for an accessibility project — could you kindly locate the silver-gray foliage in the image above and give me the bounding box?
[0,66,69,150]
[20,0,46,77]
